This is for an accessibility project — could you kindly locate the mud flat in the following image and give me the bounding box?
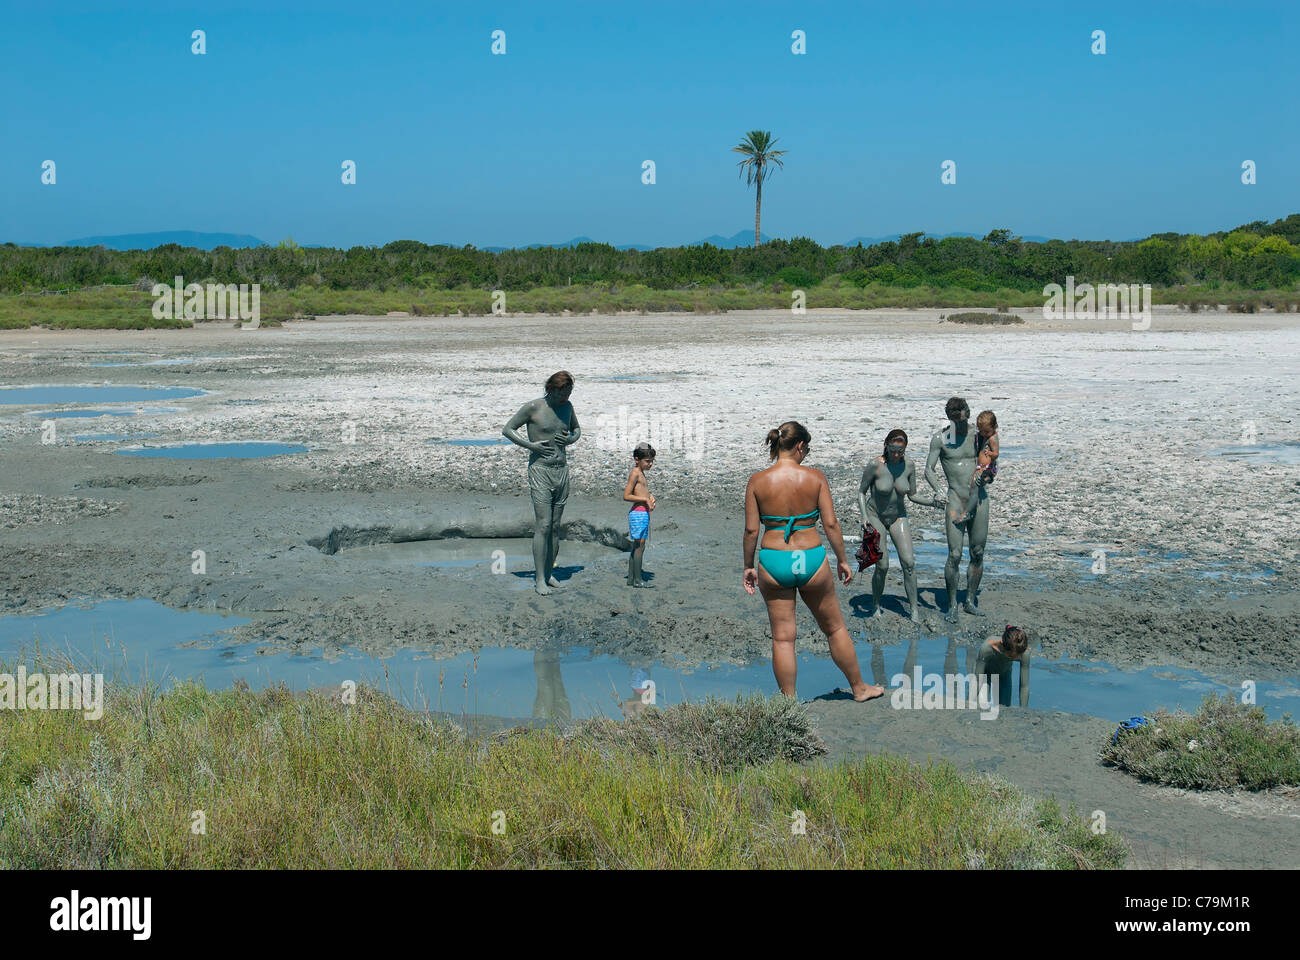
[2,308,1296,664]
[4,308,1298,865]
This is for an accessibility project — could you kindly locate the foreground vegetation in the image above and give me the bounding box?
[0,675,1125,868]
[1100,695,1300,790]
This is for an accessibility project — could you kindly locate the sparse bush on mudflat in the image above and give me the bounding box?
[575,694,826,773]
[945,311,1024,325]
[0,672,1125,869]
[1100,695,1300,790]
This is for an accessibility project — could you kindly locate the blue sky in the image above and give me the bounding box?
[2,0,1296,247]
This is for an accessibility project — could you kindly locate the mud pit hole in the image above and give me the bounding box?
[342,537,624,569]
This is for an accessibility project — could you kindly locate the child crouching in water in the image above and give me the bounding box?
[953,409,999,525]
[973,624,1030,707]
[623,442,656,586]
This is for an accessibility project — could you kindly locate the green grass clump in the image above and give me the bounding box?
[575,693,826,773]
[945,311,1025,324]
[1100,695,1300,790]
[0,666,1126,869]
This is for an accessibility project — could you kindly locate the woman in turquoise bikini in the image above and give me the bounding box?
[743,421,883,702]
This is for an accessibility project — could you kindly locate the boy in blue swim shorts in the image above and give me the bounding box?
[622,442,656,587]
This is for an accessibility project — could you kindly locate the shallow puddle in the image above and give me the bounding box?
[3,599,1295,725]
[0,385,205,404]
[115,442,307,459]
[1210,443,1300,466]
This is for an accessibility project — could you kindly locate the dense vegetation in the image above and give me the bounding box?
[0,671,1125,869]
[3,215,1298,295]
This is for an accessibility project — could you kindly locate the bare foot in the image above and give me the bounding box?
[908,609,922,624]
[535,581,553,596]
[547,575,562,588]
[944,605,960,624]
[963,600,985,616]
[852,683,886,703]
[869,606,886,619]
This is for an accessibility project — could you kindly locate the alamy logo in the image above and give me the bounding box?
[1042,275,1151,330]
[151,276,261,327]
[594,405,709,461]
[0,667,103,720]
[889,666,999,719]
[50,891,151,940]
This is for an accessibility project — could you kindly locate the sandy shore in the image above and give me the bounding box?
[2,308,1298,866]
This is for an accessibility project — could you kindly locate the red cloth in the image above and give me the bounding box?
[856,525,883,570]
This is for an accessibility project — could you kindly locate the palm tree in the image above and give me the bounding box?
[732,131,786,247]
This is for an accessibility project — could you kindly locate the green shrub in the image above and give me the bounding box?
[945,311,1024,325]
[1100,695,1300,790]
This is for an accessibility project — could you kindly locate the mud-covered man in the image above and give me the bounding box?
[925,396,990,622]
[503,371,581,595]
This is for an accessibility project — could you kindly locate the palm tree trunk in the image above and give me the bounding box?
[754,173,762,247]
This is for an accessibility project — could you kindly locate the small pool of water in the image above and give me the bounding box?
[0,385,205,404]
[841,631,1299,723]
[1209,443,1300,466]
[4,600,1295,725]
[908,532,1046,582]
[0,599,251,688]
[428,438,513,447]
[343,537,624,573]
[115,442,307,459]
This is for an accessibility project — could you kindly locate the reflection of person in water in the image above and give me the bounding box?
[532,649,571,721]
[503,371,581,596]
[973,625,1030,707]
[621,667,654,719]
[857,428,944,622]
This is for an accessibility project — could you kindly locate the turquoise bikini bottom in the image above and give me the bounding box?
[757,545,827,588]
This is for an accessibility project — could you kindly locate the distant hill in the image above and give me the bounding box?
[60,231,267,250]
[692,230,772,248]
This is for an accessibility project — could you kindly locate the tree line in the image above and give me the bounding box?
[3,214,1297,295]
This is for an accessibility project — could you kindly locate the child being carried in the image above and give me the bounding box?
[952,409,999,526]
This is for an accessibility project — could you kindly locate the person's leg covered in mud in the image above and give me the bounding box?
[964,490,990,615]
[943,487,966,623]
[888,516,921,623]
